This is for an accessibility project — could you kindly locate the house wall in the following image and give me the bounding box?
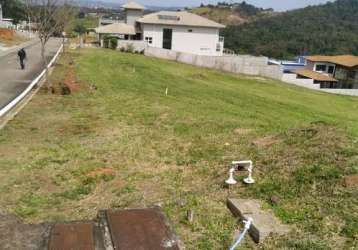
[304,60,358,89]
[142,24,223,56]
[281,73,318,89]
[306,61,315,71]
[334,65,358,88]
[126,10,143,26]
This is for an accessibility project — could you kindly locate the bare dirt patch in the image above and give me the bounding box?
[0,28,15,40]
[227,15,246,24]
[253,135,282,148]
[52,67,81,95]
[63,67,81,92]
[343,175,358,188]
[189,73,208,80]
[87,168,116,179]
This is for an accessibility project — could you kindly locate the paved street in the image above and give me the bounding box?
[0,39,62,110]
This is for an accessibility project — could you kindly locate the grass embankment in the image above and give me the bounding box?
[0,49,357,249]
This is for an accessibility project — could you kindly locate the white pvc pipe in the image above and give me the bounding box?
[232,160,255,184]
[0,44,63,118]
[232,160,252,166]
[229,218,253,250]
[225,167,237,185]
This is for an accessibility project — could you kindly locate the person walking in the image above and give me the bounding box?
[17,48,27,70]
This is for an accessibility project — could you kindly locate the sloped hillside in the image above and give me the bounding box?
[222,0,358,58]
[0,49,357,249]
[190,2,275,25]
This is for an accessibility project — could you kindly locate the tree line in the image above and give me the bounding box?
[222,0,358,59]
[0,0,26,24]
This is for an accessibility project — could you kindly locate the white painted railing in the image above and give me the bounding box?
[0,44,63,117]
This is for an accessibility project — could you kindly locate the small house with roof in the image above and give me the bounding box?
[95,1,225,56]
[286,55,358,89]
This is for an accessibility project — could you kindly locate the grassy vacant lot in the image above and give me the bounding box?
[0,48,357,249]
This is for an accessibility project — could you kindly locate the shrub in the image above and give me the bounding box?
[61,83,71,95]
[110,37,118,50]
[126,43,135,53]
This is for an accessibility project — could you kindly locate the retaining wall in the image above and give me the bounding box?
[144,47,283,80]
[320,89,358,97]
[144,47,358,97]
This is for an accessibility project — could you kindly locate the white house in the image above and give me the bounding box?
[95,1,225,56]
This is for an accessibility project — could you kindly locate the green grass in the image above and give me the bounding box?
[0,48,357,249]
[66,16,99,37]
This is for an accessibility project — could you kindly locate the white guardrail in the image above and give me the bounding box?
[0,44,63,118]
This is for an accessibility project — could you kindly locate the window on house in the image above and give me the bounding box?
[216,43,221,52]
[188,29,193,32]
[328,65,335,74]
[145,37,153,44]
[158,15,180,21]
[315,64,327,72]
[348,70,356,79]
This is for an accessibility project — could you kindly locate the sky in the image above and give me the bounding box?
[124,0,333,11]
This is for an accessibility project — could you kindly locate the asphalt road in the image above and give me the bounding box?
[0,39,62,110]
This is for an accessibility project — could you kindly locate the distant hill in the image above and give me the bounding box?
[190,2,275,25]
[222,0,358,59]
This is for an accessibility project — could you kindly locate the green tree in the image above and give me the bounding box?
[0,0,26,24]
[73,23,87,35]
[222,0,358,59]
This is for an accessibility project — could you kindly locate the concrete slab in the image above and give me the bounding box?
[0,209,50,250]
[0,208,182,250]
[49,222,96,250]
[227,198,291,243]
[106,208,181,250]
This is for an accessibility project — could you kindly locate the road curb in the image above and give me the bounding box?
[0,43,63,130]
